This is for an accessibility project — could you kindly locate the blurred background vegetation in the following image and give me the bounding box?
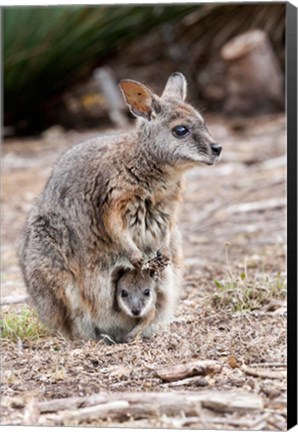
[3,4,285,136]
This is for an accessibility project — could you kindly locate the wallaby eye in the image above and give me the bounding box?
[121,289,128,298]
[144,289,150,296]
[172,125,189,138]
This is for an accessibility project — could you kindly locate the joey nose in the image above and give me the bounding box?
[211,143,222,156]
[132,307,140,316]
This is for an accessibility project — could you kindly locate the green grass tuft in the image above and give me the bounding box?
[0,307,50,343]
[212,272,286,313]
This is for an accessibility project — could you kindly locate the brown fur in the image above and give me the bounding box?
[112,265,160,343]
[19,72,221,341]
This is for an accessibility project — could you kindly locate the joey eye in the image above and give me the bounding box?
[144,289,150,296]
[121,290,128,298]
[172,125,189,138]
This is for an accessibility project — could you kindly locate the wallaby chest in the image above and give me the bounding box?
[124,186,179,251]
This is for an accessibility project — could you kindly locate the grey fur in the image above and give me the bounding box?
[18,72,220,341]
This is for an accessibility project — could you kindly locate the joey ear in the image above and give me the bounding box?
[111,266,128,284]
[161,72,187,101]
[113,293,121,313]
[119,79,160,121]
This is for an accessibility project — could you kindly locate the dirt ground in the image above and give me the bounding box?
[1,113,287,429]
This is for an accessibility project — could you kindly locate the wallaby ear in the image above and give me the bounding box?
[161,72,187,101]
[111,266,128,285]
[119,79,160,121]
[111,266,128,313]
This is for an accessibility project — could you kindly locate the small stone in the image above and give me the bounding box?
[261,384,282,399]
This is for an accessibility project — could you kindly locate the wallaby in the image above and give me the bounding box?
[111,252,169,343]
[19,72,221,340]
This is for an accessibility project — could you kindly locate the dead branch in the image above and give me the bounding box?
[241,364,286,380]
[155,359,222,382]
[263,299,286,312]
[38,390,263,426]
[1,294,29,305]
[201,412,269,429]
[93,66,128,128]
[39,394,111,413]
[40,392,202,416]
[200,391,263,412]
[267,413,287,430]
[163,375,209,387]
[249,362,286,368]
[43,400,130,425]
[40,393,201,425]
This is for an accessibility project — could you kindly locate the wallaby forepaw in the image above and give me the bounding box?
[156,249,170,265]
[129,251,144,269]
[144,251,170,275]
[155,248,171,266]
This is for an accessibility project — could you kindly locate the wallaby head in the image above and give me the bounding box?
[119,72,222,169]
[112,267,157,319]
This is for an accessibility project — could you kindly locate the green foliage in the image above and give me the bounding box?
[3,5,195,125]
[0,307,49,342]
[212,272,286,313]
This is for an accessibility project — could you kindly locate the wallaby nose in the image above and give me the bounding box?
[132,307,141,316]
[211,143,222,156]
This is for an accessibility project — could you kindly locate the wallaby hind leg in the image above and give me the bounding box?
[24,263,76,339]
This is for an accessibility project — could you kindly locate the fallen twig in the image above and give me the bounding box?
[155,359,222,382]
[40,392,202,425]
[162,375,209,387]
[267,413,287,430]
[201,412,269,429]
[44,400,130,425]
[241,364,286,380]
[93,66,128,128]
[249,362,286,368]
[200,391,263,412]
[1,294,29,305]
[38,390,263,426]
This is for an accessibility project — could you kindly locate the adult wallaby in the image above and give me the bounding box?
[19,72,221,340]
